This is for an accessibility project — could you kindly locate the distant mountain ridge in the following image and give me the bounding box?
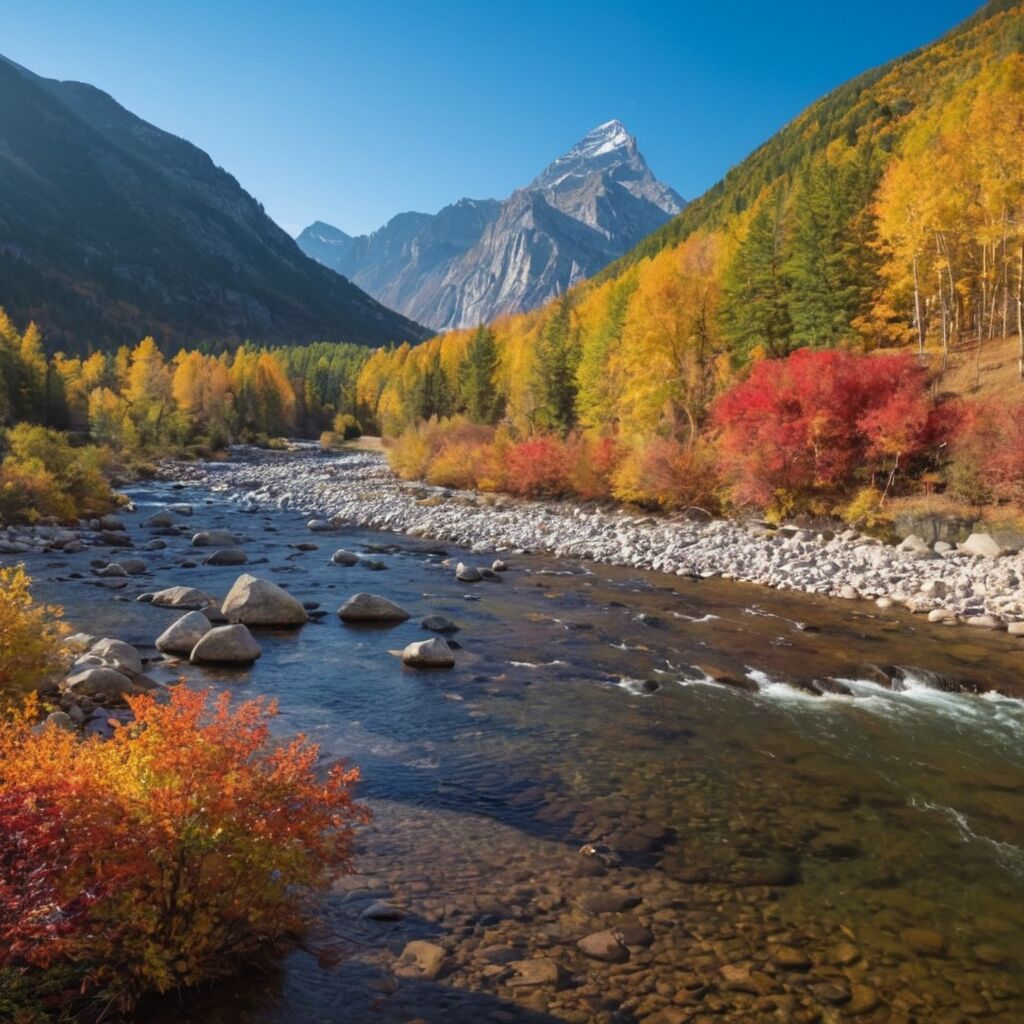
[297,120,684,331]
[0,54,428,354]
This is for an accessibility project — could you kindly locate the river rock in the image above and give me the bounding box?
[577,929,629,963]
[900,927,947,956]
[455,562,482,582]
[99,514,125,531]
[492,559,508,572]
[360,901,405,921]
[44,711,76,731]
[64,632,96,653]
[507,958,565,988]
[190,624,261,664]
[394,940,447,980]
[959,532,1002,558]
[97,563,128,577]
[307,519,333,532]
[90,638,143,675]
[402,637,455,668]
[150,586,212,609]
[1007,621,1024,636]
[331,549,360,566]
[143,511,175,528]
[156,611,212,655]
[337,593,410,623]
[62,666,135,699]
[221,574,308,626]
[191,529,238,547]
[168,503,192,515]
[846,984,880,1015]
[966,613,1003,630]
[421,614,458,633]
[205,547,248,566]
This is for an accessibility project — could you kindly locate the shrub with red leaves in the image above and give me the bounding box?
[0,790,95,970]
[505,437,574,498]
[712,348,955,509]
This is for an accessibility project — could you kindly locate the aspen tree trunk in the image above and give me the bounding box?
[1018,242,1024,380]
[912,255,925,359]
[936,234,949,371]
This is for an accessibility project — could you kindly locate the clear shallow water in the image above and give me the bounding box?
[18,476,1024,1023]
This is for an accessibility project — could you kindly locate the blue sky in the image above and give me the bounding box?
[2,0,981,236]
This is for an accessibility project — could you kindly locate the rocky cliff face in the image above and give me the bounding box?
[297,120,683,332]
[0,54,428,353]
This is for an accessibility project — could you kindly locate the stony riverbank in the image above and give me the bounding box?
[155,446,1024,634]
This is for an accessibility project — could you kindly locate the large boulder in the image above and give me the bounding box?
[62,666,135,699]
[190,624,261,664]
[191,529,238,548]
[402,637,455,668]
[205,547,248,566]
[959,533,1002,559]
[156,611,212,655]
[90,638,143,675]
[221,574,307,626]
[337,593,410,623]
[150,586,212,610]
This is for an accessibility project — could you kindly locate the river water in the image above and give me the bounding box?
[21,469,1024,1023]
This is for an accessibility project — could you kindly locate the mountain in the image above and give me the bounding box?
[0,55,428,354]
[297,120,683,331]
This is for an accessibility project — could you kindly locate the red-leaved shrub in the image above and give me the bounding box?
[949,397,1024,505]
[505,437,575,497]
[713,349,954,509]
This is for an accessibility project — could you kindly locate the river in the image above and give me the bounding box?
[19,465,1024,1023]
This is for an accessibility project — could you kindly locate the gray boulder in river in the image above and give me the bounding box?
[402,637,455,668]
[221,574,308,626]
[149,586,213,610]
[190,624,261,664]
[338,593,410,623]
[156,611,212,655]
[191,529,238,547]
[90,638,143,675]
[205,547,248,566]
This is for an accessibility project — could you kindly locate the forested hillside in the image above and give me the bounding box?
[356,0,1024,521]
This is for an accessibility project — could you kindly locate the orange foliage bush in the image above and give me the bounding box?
[949,397,1024,506]
[612,437,721,511]
[0,688,367,1014]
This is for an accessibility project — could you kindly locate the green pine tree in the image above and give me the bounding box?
[532,296,579,433]
[459,325,501,423]
[720,193,793,361]
[786,149,882,348]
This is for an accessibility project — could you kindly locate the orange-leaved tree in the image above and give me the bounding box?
[0,687,368,1014]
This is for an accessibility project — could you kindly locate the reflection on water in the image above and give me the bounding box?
[19,477,1024,1023]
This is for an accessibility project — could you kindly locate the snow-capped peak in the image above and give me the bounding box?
[571,119,634,159]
